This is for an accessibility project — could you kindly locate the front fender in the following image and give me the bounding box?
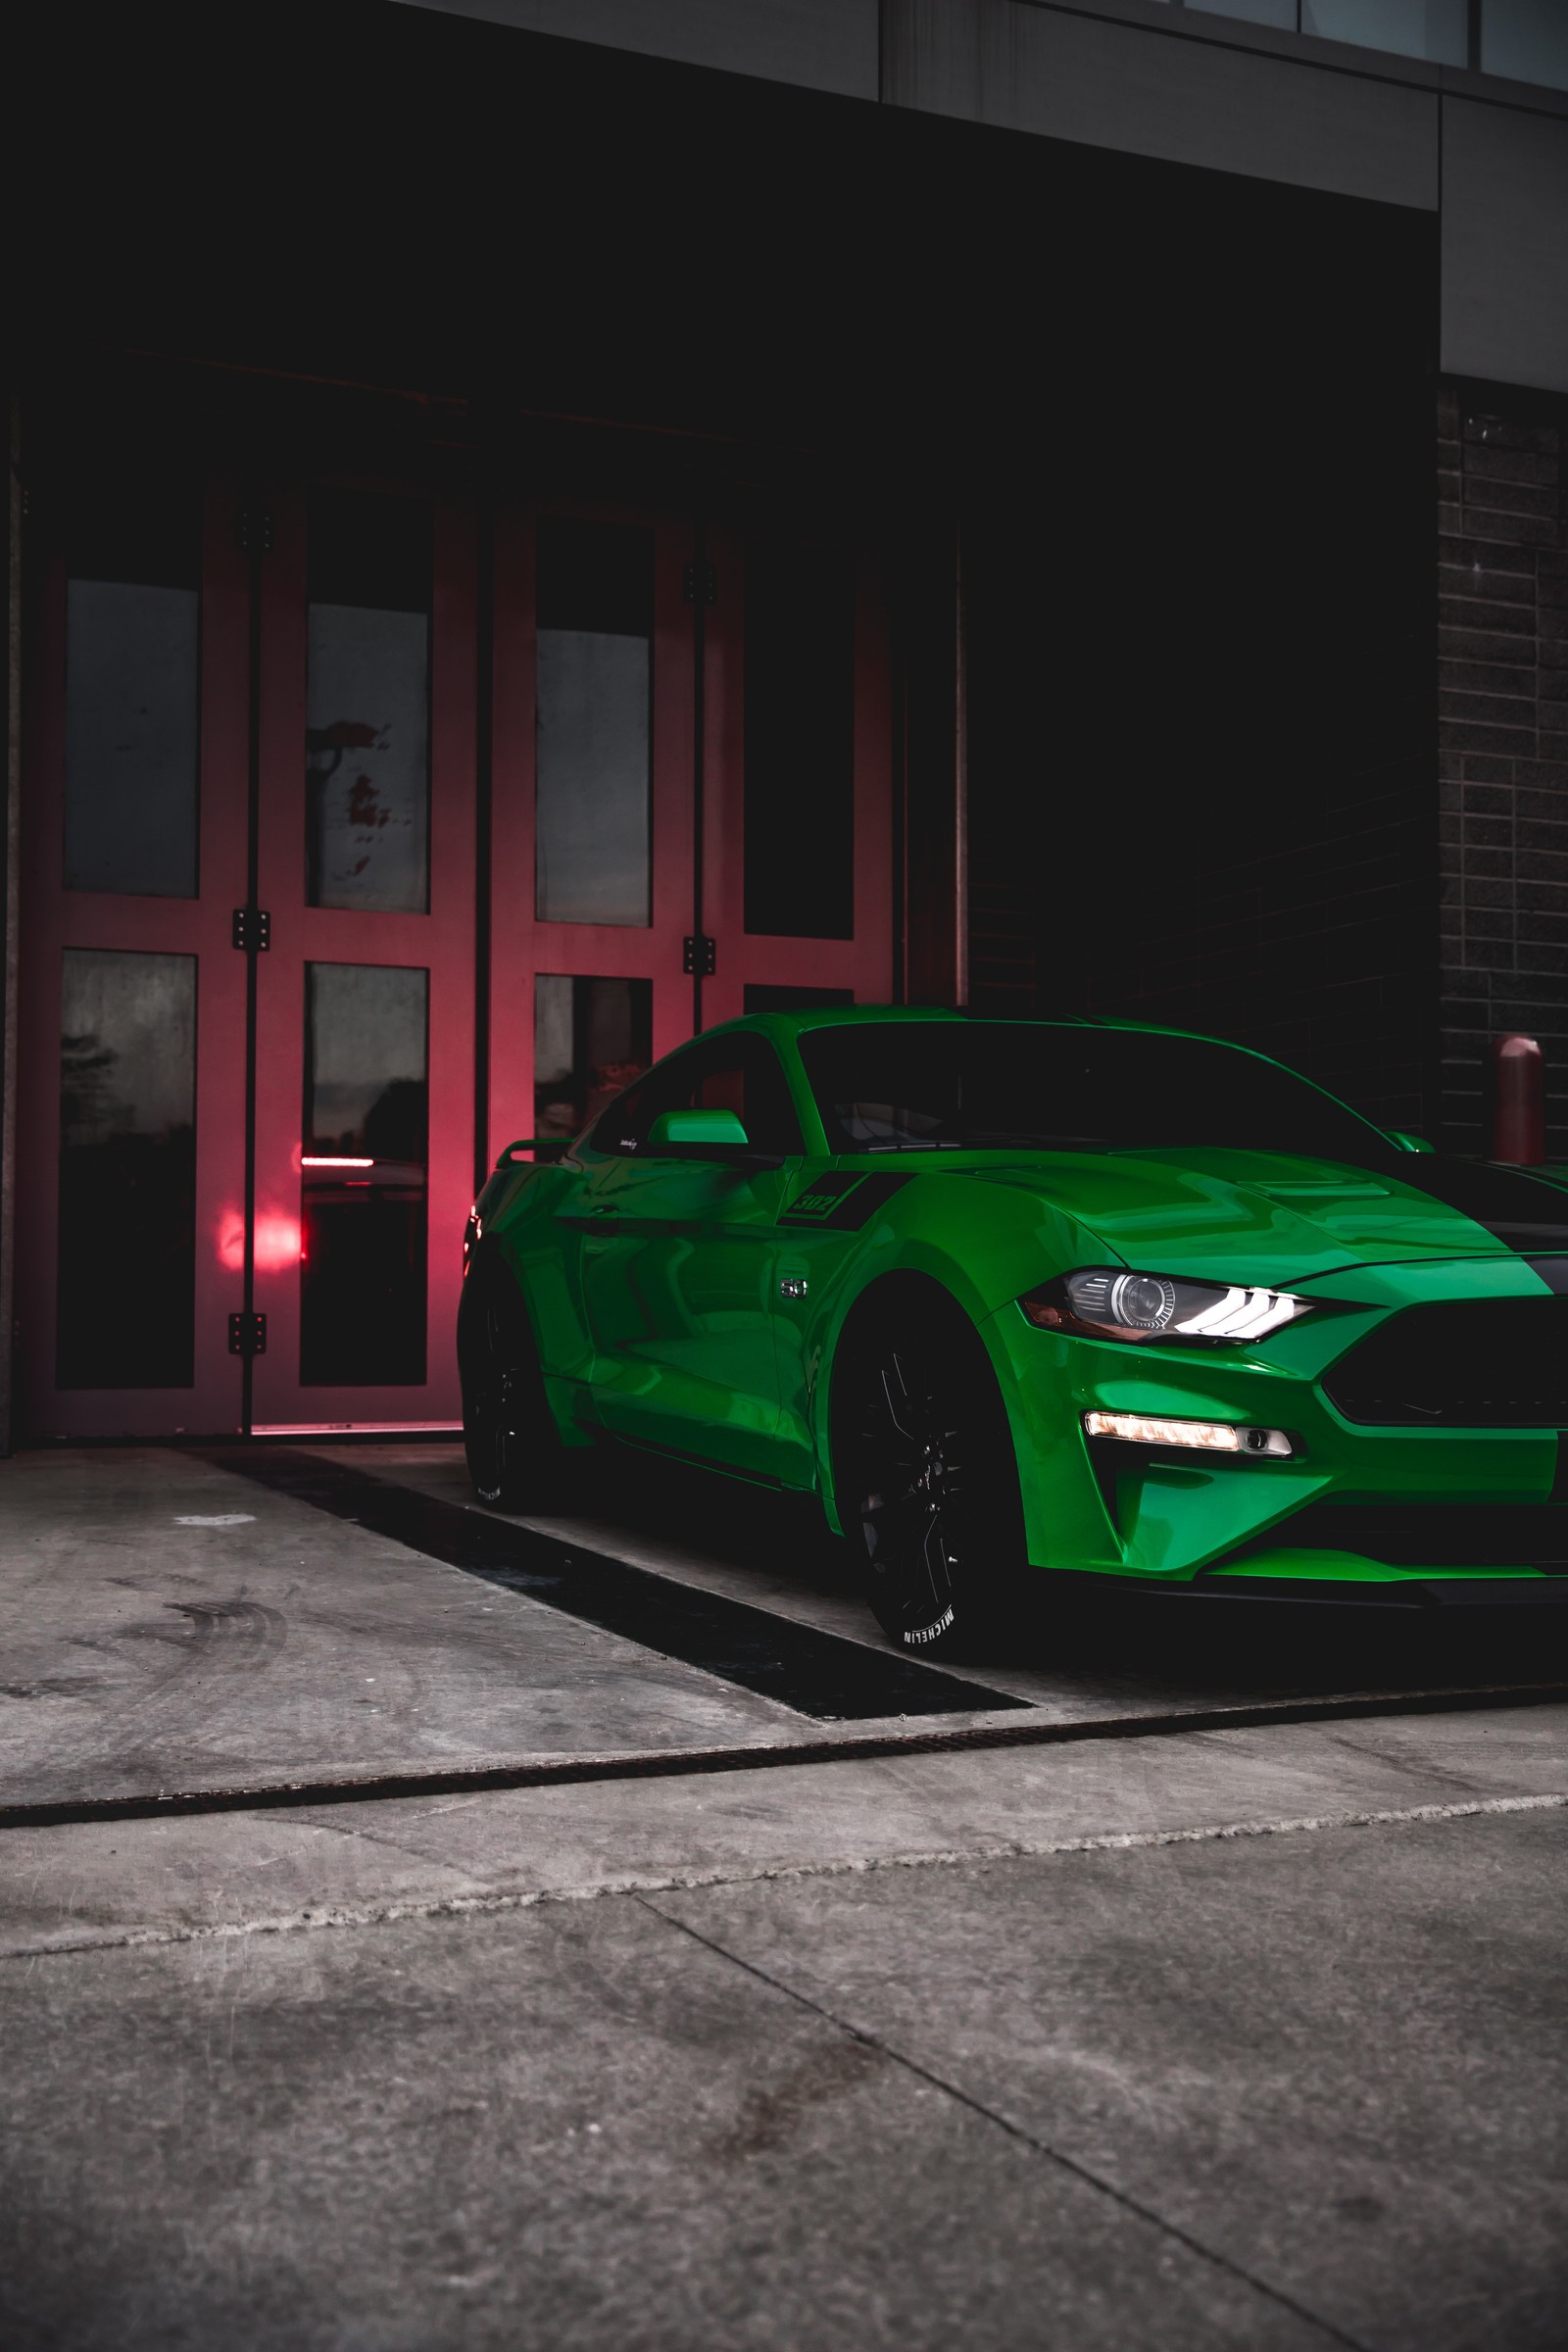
[805,1171,1114,1533]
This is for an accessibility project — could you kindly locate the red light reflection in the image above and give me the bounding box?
[217,1209,304,1272]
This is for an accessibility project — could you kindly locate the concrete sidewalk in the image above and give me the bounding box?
[0,1447,808,1806]
[2,1723,1563,2349]
[1,1701,1563,1958]
[4,1446,1565,2347]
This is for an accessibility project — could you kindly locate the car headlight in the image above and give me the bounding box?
[1020,1268,1312,1344]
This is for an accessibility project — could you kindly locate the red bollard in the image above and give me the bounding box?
[1490,1033,1545,1165]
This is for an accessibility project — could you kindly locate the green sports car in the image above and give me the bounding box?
[460,1005,1568,1653]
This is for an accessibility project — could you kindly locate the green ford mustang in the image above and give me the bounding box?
[460,1005,1568,1652]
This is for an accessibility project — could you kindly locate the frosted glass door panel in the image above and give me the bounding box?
[306,491,431,913]
[301,962,428,1386]
[65,580,199,897]
[58,948,196,1386]
[536,632,651,923]
[535,518,652,927]
[307,605,430,911]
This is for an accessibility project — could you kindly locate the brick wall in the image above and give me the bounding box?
[968,382,1568,1150]
[1438,386,1568,1153]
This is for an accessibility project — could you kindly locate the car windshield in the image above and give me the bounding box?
[798,1021,1396,1164]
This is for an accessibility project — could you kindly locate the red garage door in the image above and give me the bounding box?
[18,450,891,1438]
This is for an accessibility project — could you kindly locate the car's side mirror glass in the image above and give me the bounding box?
[648,1106,751,1152]
[1386,1129,1435,1154]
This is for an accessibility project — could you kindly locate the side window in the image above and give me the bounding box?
[587,1037,802,1156]
[695,1039,802,1155]
[586,1055,691,1156]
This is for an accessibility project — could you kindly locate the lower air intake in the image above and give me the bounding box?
[1266,1502,1568,1570]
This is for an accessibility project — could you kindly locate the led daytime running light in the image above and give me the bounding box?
[1170,1286,1301,1341]
[1083,1410,1293,1457]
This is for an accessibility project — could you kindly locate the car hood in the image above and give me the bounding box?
[964,1146,1568,1285]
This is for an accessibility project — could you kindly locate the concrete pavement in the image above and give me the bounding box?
[3,1749,1563,2349]
[0,1446,806,1808]
[1,1703,1563,1958]
[5,1445,1563,1814]
[2,1444,1565,2346]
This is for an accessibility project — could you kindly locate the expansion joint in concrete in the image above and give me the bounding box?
[638,1893,1378,2352]
[6,1788,1562,1967]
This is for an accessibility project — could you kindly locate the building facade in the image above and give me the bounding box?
[4,0,1566,1445]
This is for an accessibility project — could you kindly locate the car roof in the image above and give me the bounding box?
[700,1004,1234,1052]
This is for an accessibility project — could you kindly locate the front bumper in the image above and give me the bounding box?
[989,1255,1568,1597]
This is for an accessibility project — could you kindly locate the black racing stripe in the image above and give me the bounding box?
[781,1172,862,1210]
[1389,1157,1568,1252]
[202,1448,1027,1724]
[781,1171,911,1231]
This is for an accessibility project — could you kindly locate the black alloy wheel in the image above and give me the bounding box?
[843,1303,1022,1657]
[459,1260,572,1513]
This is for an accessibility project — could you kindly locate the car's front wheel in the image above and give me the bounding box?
[459,1260,575,1513]
[836,1292,1025,1658]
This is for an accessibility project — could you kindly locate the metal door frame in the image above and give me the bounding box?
[15,482,252,1439]
[247,484,477,1436]
[486,491,697,1169]
[487,490,895,1168]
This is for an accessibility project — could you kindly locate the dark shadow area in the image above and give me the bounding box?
[360,1441,1568,1714]
[208,1446,1027,1724]
[1017,1583,1568,1710]
[15,0,1437,1137]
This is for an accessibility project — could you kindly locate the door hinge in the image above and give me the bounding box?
[232,906,271,952]
[682,933,716,977]
[682,559,717,606]
[238,502,273,557]
[227,1311,268,1357]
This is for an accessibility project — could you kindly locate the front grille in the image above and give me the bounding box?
[1322,1298,1568,1427]
[1267,1502,1568,1570]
